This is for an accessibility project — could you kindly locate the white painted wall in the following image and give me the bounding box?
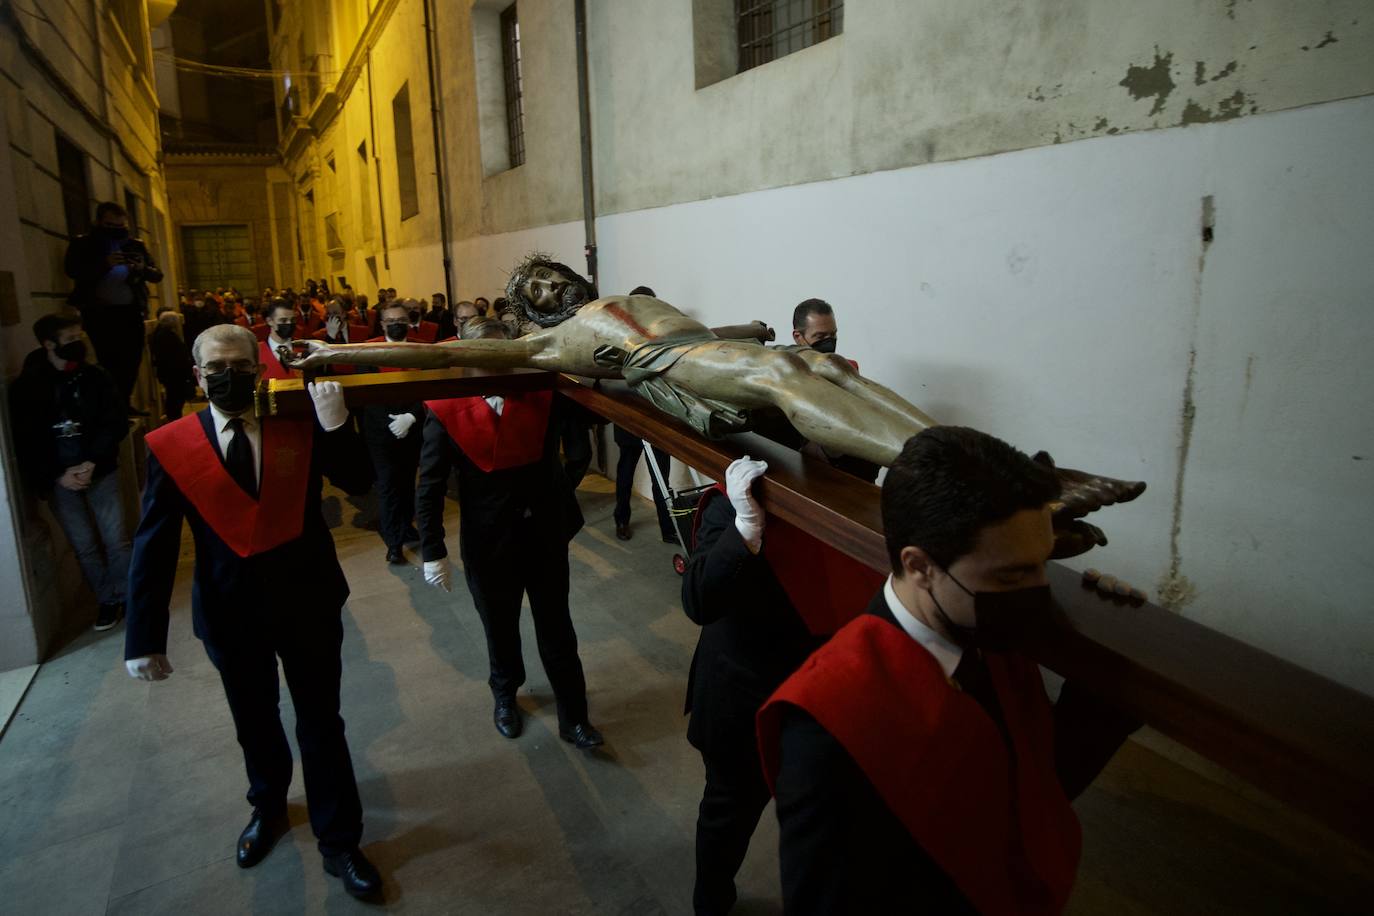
[584,97,1374,696]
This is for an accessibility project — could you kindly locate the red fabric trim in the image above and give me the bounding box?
[258,339,295,380]
[251,325,270,341]
[425,391,553,472]
[762,516,884,635]
[411,320,439,343]
[144,414,315,558]
[694,483,880,635]
[757,617,1081,915]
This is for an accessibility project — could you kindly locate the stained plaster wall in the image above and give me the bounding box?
[426,3,1374,694]
[273,0,448,297]
[0,1,173,669]
[584,0,1371,216]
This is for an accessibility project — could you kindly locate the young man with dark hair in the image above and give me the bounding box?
[360,304,425,563]
[757,426,1140,915]
[260,299,300,379]
[63,201,164,414]
[9,314,131,630]
[790,298,837,353]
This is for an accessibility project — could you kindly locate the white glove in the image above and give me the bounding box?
[126,653,174,682]
[309,380,349,431]
[325,314,344,340]
[725,456,768,553]
[423,558,452,592]
[388,412,417,439]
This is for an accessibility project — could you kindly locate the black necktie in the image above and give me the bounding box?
[225,417,257,498]
[954,650,1011,747]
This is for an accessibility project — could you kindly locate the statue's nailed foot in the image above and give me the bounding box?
[1033,451,1147,559]
[1034,451,1146,519]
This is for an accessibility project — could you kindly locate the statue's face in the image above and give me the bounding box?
[520,264,592,315]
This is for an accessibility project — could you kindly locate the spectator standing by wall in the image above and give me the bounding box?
[63,202,163,415]
[8,314,132,630]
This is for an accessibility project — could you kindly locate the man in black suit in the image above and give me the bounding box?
[417,318,603,749]
[680,456,825,915]
[757,427,1141,914]
[359,304,424,564]
[123,323,382,899]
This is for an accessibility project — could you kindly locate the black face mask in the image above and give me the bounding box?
[384,324,409,342]
[929,568,1055,653]
[54,340,86,364]
[811,337,838,354]
[204,368,257,414]
[274,321,296,339]
[408,310,421,325]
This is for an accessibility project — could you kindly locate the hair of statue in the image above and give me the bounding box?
[504,252,598,328]
[192,323,258,366]
[33,313,80,344]
[629,285,656,297]
[792,297,833,330]
[881,426,1061,575]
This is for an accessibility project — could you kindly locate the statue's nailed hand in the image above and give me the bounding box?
[280,339,330,370]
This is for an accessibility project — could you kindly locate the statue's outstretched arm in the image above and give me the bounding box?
[710,321,775,343]
[283,337,541,372]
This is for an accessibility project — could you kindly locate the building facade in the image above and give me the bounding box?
[0,0,179,669]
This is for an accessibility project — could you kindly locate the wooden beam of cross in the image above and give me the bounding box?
[266,367,1374,850]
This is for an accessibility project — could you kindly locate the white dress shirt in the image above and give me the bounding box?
[883,574,963,679]
[209,403,261,487]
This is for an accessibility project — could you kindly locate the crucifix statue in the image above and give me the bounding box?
[286,254,1144,553]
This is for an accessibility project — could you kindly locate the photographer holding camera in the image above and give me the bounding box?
[64,201,163,415]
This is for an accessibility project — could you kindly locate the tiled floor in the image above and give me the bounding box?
[0,476,1369,914]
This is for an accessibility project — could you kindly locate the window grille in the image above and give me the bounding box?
[500,3,526,168]
[736,0,842,73]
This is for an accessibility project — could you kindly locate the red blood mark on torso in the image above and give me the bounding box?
[602,302,656,340]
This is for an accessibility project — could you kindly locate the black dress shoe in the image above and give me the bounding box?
[493,696,522,739]
[615,523,632,541]
[323,847,383,899]
[559,722,604,749]
[237,808,290,868]
[385,545,406,565]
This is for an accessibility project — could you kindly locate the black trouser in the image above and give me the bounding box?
[158,375,186,422]
[612,424,674,537]
[462,518,589,726]
[694,743,774,915]
[202,612,363,857]
[559,412,594,489]
[82,305,145,407]
[366,424,421,549]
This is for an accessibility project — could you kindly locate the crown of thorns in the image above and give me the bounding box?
[504,253,597,328]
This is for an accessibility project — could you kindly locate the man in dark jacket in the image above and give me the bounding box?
[680,456,826,915]
[63,202,163,412]
[123,323,382,899]
[8,314,131,630]
[416,319,602,749]
[150,309,192,422]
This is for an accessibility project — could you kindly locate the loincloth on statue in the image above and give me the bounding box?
[609,334,754,439]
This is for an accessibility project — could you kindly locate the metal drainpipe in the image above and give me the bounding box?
[422,0,454,305]
[366,50,390,272]
[574,0,597,287]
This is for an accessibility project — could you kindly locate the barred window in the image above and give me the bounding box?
[500,3,526,169]
[737,0,842,73]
